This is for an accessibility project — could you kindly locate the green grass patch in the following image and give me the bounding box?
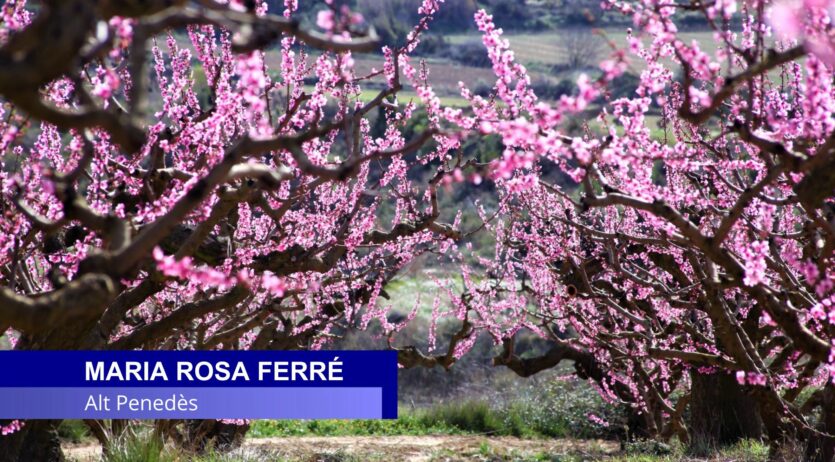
[58,420,90,444]
[605,439,769,462]
[249,409,464,438]
[103,433,176,462]
[299,85,471,108]
[248,403,525,439]
[251,378,622,440]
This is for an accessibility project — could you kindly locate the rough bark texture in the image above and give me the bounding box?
[184,419,249,453]
[0,328,98,460]
[688,371,763,451]
[0,420,65,462]
[805,384,835,462]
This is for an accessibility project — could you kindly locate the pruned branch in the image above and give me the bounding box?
[0,274,116,335]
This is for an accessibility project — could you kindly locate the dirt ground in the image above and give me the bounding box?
[65,435,620,461]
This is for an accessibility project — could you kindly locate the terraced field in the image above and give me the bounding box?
[447,29,720,68]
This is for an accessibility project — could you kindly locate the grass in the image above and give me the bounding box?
[103,433,174,462]
[584,113,671,144]
[251,378,623,440]
[425,439,770,462]
[76,423,772,462]
[297,85,472,107]
[382,274,459,315]
[59,420,90,444]
[247,404,535,439]
[249,411,464,438]
[97,432,300,462]
[609,439,770,462]
[247,400,537,438]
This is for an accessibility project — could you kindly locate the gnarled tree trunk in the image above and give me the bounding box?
[805,384,835,462]
[0,317,105,461]
[0,420,64,462]
[688,371,762,453]
[182,419,249,453]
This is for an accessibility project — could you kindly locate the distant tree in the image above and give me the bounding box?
[447,40,492,67]
[558,28,606,71]
[357,0,476,46]
[482,0,533,29]
[433,0,478,31]
[560,0,607,25]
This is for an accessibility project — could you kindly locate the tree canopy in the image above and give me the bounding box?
[0,0,834,460]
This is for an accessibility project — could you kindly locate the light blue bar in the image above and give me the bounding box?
[0,387,382,419]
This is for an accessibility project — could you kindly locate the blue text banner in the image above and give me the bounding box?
[0,351,397,419]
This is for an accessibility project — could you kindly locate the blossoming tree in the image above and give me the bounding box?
[4,0,835,459]
[0,0,464,459]
[395,0,835,458]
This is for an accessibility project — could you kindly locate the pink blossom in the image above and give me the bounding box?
[316,10,335,30]
[0,420,22,436]
[742,241,769,287]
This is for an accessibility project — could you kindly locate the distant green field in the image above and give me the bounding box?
[301,85,472,108]
[588,113,671,144]
[446,29,719,69]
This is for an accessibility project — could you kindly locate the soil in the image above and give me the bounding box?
[64,435,620,461]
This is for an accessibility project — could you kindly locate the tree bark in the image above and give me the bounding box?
[0,319,104,461]
[805,384,835,462]
[0,420,65,462]
[688,371,763,452]
[182,419,248,453]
